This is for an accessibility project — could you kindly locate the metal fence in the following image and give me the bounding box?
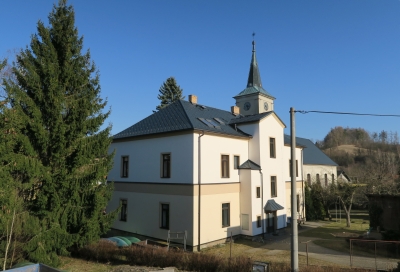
[349,239,400,270]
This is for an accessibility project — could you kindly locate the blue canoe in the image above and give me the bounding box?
[105,237,129,247]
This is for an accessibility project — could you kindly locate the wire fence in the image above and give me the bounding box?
[295,234,400,270]
[349,239,400,270]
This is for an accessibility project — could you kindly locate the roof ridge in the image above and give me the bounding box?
[180,99,234,115]
[178,100,195,129]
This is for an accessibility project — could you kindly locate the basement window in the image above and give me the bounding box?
[120,199,127,222]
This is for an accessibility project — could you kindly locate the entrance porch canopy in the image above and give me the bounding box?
[264,199,284,212]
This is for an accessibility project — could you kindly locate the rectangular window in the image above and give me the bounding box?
[316,174,320,183]
[121,156,129,178]
[271,176,277,197]
[222,203,230,227]
[307,174,311,186]
[241,214,249,230]
[332,174,335,184]
[120,199,127,221]
[256,186,261,198]
[257,216,261,228]
[160,203,169,229]
[289,160,298,177]
[221,155,230,178]
[324,174,328,186]
[234,155,240,169]
[270,138,276,158]
[297,194,300,213]
[161,154,171,178]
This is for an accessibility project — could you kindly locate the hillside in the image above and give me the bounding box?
[317,126,400,195]
[325,144,369,155]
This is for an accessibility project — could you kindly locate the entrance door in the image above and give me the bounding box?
[266,212,275,233]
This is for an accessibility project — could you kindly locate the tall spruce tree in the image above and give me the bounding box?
[4,0,116,265]
[156,77,184,110]
[1,59,43,268]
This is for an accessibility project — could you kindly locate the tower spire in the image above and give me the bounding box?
[247,33,262,88]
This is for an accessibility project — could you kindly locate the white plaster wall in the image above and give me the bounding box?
[236,123,260,165]
[257,97,274,112]
[258,115,287,230]
[285,181,305,222]
[235,95,274,116]
[250,170,264,235]
[108,191,195,245]
[193,133,248,184]
[283,145,305,221]
[192,192,241,246]
[238,115,288,230]
[303,164,337,185]
[239,170,253,236]
[108,134,194,184]
[239,170,264,236]
[283,145,304,182]
[235,96,260,116]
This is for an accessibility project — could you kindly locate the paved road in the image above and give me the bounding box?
[247,221,399,270]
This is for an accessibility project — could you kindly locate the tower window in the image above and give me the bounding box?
[270,138,276,158]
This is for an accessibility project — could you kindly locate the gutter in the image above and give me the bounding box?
[259,170,265,237]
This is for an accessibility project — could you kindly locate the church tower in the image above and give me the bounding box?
[234,39,275,116]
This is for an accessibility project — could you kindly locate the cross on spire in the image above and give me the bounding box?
[252,32,256,51]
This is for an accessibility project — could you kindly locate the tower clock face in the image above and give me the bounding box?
[244,102,251,111]
[264,102,269,111]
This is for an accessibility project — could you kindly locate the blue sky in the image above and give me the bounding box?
[2,0,400,142]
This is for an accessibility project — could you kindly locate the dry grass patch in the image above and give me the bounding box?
[59,256,118,272]
[201,239,341,268]
[312,239,351,255]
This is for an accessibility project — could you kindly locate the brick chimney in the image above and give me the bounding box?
[231,106,240,115]
[189,95,197,104]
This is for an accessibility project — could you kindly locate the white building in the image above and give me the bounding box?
[106,41,337,250]
[295,136,338,186]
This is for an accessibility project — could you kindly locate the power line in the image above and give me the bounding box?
[295,110,400,118]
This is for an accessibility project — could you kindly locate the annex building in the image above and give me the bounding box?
[106,41,338,250]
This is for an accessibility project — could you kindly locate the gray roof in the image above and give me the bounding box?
[113,100,251,140]
[284,135,338,166]
[264,199,284,212]
[238,160,261,170]
[337,170,351,181]
[234,41,275,99]
[229,111,286,127]
[229,111,272,125]
[235,86,275,100]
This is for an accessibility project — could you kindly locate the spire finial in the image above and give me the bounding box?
[252,32,256,51]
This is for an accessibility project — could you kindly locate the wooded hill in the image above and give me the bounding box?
[316,127,400,195]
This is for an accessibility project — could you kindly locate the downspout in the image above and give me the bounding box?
[259,170,264,237]
[197,131,204,252]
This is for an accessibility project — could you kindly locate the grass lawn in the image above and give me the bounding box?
[58,256,160,272]
[300,211,370,240]
[59,256,113,272]
[299,210,390,258]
